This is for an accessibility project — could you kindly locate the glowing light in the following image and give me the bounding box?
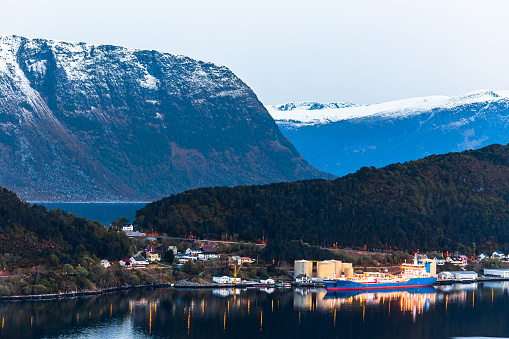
[334,308,336,327]
[223,312,226,332]
[110,304,112,317]
[187,309,190,335]
[260,311,263,332]
[150,308,152,334]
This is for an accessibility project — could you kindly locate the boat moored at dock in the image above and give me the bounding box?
[324,258,437,291]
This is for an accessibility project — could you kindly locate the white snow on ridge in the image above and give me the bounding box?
[267,90,509,127]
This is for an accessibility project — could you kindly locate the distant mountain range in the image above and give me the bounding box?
[0,35,331,202]
[267,90,509,176]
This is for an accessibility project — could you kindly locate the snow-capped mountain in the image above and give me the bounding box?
[0,35,331,201]
[267,90,509,176]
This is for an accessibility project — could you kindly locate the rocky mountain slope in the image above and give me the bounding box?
[0,35,331,201]
[267,90,509,176]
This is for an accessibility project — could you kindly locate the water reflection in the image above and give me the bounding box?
[0,282,509,338]
[295,287,436,322]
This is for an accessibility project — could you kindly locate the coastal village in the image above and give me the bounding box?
[100,222,509,288]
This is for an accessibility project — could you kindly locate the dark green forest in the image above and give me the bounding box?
[0,187,131,268]
[136,143,509,255]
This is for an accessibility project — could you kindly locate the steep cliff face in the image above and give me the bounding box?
[0,35,331,201]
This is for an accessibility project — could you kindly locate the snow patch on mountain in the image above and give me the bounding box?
[267,90,509,127]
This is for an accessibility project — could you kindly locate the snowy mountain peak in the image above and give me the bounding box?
[267,90,509,127]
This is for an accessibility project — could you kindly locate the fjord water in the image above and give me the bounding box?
[37,203,147,227]
[1,282,509,339]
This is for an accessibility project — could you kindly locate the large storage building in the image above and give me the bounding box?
[484,269,509,278]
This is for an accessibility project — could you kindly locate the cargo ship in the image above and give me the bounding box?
[324,258,437,291]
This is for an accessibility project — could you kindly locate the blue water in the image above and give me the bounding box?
[1,282,509,338]
[36,203,148,227]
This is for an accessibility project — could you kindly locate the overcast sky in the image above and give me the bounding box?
[2,0,509,105]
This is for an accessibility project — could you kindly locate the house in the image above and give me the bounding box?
[241,257,254,264]
[230,256,242,265]
[175,253,195,263]
[120,259,132,267]
[100,259,111,268]
[212,275,230,284]
[478,253,489,260]
[492,251,505,259]
[122,224,133,232]
[484,269,509,278]
[458,255,468,263]
[228,277,241,284]
[145,246,156,253]
[260,278,275,284]
[198,251,219,260]
[167,246,178,255]
[446,256,465,266]
[185,247,202,256]
[434,257,445,265]
[131,256,149,267]
[146,252,161,262]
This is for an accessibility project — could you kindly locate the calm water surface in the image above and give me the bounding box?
[36,203,148,227]
[1,282,509,338]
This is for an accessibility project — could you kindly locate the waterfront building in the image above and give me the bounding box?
[484,269,509,278]
[212,275,230,284]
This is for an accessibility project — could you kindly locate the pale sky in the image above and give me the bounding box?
[2,0,509,105]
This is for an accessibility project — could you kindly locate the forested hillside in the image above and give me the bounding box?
[136,143,509,254]
[0,187,131,268]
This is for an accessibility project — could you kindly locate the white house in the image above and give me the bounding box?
[122,224,134,232]
[230,256,242,265]
[434,257,445,265]
[167,246,178,255]
[131,256,149,267]
[100,259,111,268]
[198,251,219,260]
[212,275,230,284]
[228,277,242,284]
[120,259,132,267]
[260,278,275,284]
[478,253,489,260]
[185,247,202,256]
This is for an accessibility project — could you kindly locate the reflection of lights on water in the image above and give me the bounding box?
[110,304,112,317]
[299,311,301,324]
[223,312,226,332]
[260,311,263,332]
[248,299,250,314]
[77,313,79,324]
[149,308,152,334]
[187,309,190,335]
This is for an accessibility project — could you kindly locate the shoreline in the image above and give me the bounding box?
[0,282,283,302]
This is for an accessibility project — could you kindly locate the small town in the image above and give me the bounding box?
[95,222,509,288]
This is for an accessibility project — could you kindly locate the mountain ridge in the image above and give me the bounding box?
[0,34,332,201]
[135,143,509,254]
[267,90,509,176]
